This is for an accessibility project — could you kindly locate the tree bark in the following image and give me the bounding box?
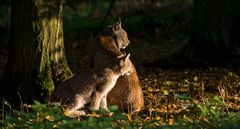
[146,0,240,68]
[184,0,234,63]
[1,0,72,106]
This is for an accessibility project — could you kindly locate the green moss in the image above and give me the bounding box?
[37,66,55,93]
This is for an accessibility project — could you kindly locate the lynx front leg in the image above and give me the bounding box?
[91,92,102,110]
[100,95,109,112]
[64,109,87,118]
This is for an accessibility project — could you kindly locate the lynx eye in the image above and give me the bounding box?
[123,69,132,76]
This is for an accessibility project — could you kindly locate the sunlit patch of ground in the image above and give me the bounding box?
[137,67,240,125]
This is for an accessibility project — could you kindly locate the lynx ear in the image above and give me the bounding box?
[118,17,122,26]
[112,21,121,32]
[125,53,130,62]
[119,53,130,66]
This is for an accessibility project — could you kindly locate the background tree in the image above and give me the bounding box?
[0,0,72,106]
[147,0,240,68]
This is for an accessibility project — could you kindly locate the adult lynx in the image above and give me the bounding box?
[52,54,132,118]
[88,21,144,112]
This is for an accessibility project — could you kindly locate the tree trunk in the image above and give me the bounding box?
[1,0,72,106]
[146,0,240,68]
[183,0,239,63]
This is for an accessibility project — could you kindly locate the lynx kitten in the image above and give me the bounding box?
[52,54,132,117]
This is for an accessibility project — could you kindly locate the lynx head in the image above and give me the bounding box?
[116,53,132,76]
[111,20,130,49]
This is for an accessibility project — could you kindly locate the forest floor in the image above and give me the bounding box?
[0,43,240,128]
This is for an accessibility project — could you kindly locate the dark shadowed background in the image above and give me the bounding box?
[0,0,193,74]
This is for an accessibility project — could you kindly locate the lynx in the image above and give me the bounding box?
[88,20,130,68]
[52,54,132,118]
[88,20,144,112]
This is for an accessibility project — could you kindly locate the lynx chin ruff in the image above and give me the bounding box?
[52,54,132,118]
[88,20,144,112]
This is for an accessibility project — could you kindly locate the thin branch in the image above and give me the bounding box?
[97,0,116,30]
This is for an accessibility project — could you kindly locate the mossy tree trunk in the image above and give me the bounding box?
[1,0,72,106]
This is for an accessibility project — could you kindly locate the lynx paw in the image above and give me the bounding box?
[64,109,88,118]
[102,108,110,113]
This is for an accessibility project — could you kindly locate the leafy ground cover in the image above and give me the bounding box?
[1,67,239,129]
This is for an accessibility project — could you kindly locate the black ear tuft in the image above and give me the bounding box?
[118,17,122,25]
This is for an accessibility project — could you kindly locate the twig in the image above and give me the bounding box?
[1,99,4,121]
[97,0,116,30]
[16,91,23,112]
[3,99,11,116]
[218,86,230,114]
[200,79,205,101]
